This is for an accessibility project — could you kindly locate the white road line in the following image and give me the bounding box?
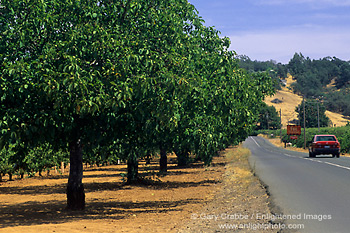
[302,157,350,170]
[257,137,350,171]
[250,136,261,147]
[323,161,350,171]
[303,158,325,164]
[303,158,313,161]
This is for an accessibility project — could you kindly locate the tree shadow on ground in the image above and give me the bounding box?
[0,155,226,229]
[0,198,200,228]
[0,177,220,195]
[0,183,67,195]
[125,178,221,190]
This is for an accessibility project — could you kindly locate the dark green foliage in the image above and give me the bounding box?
[0,145,15,180]
[334,61,350,89]
[256,103,281,130]
[288,54,342,97]
[239,53,350,94]
[240,52,350,118]
[290,71,323,97]
[237,55,286,90]
[0,143,68,179]
[296,100,330,128]
[0,0,275,208]
[325,90,350,117]
[285,53,350,117]
[24,144,68,177]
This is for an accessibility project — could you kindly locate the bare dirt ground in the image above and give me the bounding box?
[0,146,277,233]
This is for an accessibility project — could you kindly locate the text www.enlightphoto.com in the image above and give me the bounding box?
[190,212,333,231]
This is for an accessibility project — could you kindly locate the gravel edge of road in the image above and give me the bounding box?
[178,146,281,233]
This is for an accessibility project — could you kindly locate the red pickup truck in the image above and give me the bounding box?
[309,135,340,158]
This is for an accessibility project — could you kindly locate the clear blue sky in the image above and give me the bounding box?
[188,0,350,64]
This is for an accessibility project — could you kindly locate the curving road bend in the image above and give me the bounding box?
[244,136,350,233]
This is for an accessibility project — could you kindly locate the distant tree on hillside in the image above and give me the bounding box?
[237,52,350,118]
[287,53,350,119]
[237,55,286,90]
[325,90,350,116]
[287,53,309,76]
[296,100,330,128]
[335,62,350,89]
[290,71,323,97]
[257,103,281,130]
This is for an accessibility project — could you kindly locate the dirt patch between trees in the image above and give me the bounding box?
[0,146,277,233]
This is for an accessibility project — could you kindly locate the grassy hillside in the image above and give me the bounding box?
[239,53,350,122]
[265,75,349,128]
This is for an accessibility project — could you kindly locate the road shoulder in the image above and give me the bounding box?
[179,146,278,232]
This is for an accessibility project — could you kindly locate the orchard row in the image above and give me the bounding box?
[0,0,274,209]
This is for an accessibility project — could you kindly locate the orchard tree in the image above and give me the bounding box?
[0,145,15,181]
[171,25,275,165]
[1,0,127,210]
[0,0,275,211]
[0,0,191,209]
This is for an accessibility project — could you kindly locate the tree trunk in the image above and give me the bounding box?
[66,139,85,210]
[127,154,138,184]
[145,153,151,165]
[159,148,167,173]
[177,150,190,167]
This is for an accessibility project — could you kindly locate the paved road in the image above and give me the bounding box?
[244,136,350,233]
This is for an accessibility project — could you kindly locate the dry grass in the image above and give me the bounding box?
[179,146,277,232]
[260,134,309,153]
[225,147,254,188]
[325,111,349,127]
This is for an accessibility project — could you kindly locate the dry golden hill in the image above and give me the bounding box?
[264,74,349,128]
